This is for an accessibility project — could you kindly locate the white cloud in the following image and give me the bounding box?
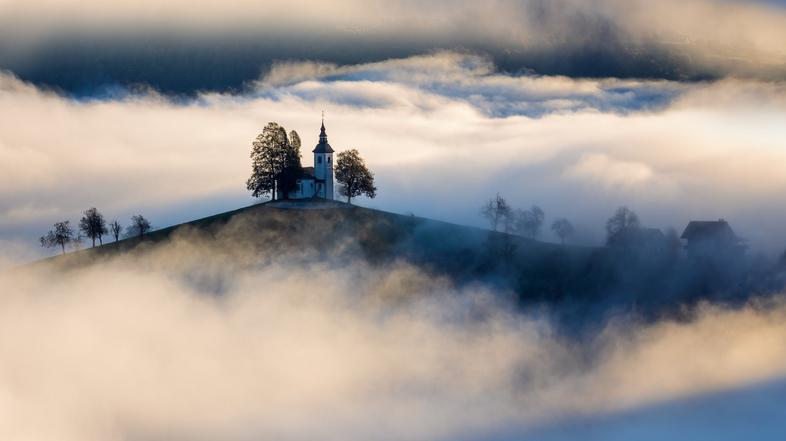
[562,153,678,199]
[2,54,786,263]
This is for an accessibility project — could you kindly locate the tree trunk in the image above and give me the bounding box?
[60,243,65,254]
[92,237,96,247]
[99,236,103,246]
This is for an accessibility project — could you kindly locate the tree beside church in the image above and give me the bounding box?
[246,122,303,200]
[247,118,376,203]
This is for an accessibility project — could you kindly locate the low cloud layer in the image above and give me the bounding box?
[2,229,786,440]
[2,52,786,265]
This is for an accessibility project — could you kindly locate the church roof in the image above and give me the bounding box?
[312,121,334,154]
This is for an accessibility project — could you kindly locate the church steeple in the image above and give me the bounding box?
[319,120,328,143]
[312,117,335,200]
[313,117,334,153]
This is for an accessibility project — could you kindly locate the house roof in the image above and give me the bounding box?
[302,166,315,178]
[312,121,334,154]
[681,220,738,241]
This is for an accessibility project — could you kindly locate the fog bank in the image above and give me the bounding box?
[2,230,786,440]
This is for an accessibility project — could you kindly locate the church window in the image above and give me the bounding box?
[318,156,322,164]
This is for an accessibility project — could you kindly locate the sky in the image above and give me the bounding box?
[1,0,786,264]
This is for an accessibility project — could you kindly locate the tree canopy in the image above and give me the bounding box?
[40,221,75,254]
[246,122,302,200]
[551,218,575,244]
[481,194,511,232]
[79,207,108,247]
[126,215,151,238]
[335,149,376,204]
[514,205,545,238]
[606,206,640,244]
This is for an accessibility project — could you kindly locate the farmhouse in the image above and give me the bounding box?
[681,219,745,258]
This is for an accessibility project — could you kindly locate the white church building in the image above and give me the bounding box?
[278,120,335,200]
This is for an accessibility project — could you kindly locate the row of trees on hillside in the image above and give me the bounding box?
[481,194,575,243]
[40,209,151,255]
[480,195,682,251]
[246,122,376,203]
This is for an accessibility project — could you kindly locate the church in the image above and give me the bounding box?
[278,121,335,200]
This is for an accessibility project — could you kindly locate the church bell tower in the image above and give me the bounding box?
[312,118,334,200]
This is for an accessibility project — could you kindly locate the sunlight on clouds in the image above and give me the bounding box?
[2,53,786,262]
[562,153,676,198]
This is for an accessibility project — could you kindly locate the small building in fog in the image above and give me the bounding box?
[680,219,745,258]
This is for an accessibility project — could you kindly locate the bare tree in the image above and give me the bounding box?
[126,215,151,239]
[40,221,75,255]
[79,207,108,247]
[551,218,575,244]
[335,149,376,204]
[515,205,545,238]
[109,220,122,242]
[480,193,511,232]
[606,206,640,244]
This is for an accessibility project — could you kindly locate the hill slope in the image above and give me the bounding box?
[29,199,786,329]
[39,199,587,281]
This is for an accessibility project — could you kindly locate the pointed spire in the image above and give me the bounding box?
[313,115,334,153]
